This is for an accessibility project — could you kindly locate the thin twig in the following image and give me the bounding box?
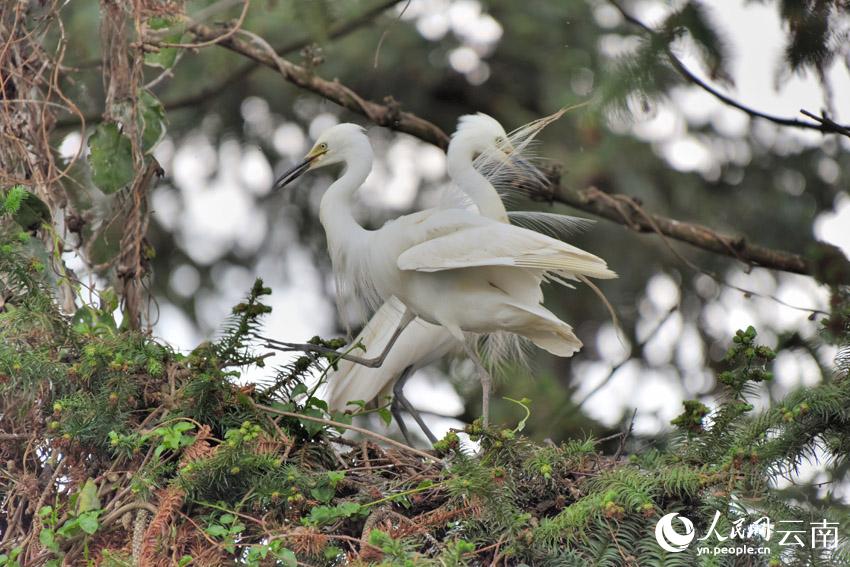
[575,305,678,410]
[608,0,850,139]
[613,409,637,461]
[185,21,450,146]
[55,0,407,129]
[159,0,250,49]
[182,22,830,280]
[372,0,411,68]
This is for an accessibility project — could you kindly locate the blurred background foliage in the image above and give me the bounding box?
[45,0,849,464]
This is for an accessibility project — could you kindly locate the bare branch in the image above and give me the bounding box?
[549,185,811,275]
[186,21,450,148]
[187,23,824,277]
[608,0,850,139]
[55,0,408,129]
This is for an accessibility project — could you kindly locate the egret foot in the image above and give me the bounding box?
[390,396,413,447]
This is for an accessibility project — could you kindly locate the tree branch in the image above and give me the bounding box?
[187,22,450,148]
[55,0,408,129]
[548,185,811,275]
[159,0,409,112]
[608,0,850,139]
[187,24,821,277]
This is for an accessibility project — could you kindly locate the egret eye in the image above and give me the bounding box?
[319,142,328,151]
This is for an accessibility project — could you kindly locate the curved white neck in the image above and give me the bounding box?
[447,140,508,223]
[319,146,372,245]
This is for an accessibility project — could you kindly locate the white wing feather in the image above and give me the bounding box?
[324,296,457,412]
[325,108,612,411]
[397,223,616,280]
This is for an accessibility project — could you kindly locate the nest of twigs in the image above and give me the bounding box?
[0,266,621,566]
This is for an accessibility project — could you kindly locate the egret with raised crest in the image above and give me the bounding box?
[322,112,602,444]
[275,121,615,430]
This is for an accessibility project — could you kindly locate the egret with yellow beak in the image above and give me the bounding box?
[275,122,615,427]
[321,113,602,444]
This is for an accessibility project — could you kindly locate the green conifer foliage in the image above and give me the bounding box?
[2,238,849,565]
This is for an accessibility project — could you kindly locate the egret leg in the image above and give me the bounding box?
[391,365,438,445]
[462,342,493,427]
[390,388,414,447]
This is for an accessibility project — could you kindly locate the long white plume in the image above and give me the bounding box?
[324,106,617,413]
[508,211,595,240]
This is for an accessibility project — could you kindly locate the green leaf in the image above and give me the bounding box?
[275,548,297,567]
[88,123,134,194]
[173,422,196,433]
[378,407,393,427]
[146,16,173,30]
[303,501,362,526]
[327,471,345,486]
[56,518,78,538]
[139,90,166,152]
[330,411,352,425]
[505,396,532,433]
[310,485,335,503]
[76,479,100,513]
[300,407,325,437]
[144,19,183,69]
[219,513,235,524]
[77,511,99,535]
[39,528,58,552]
[330,410,352,434]
[205,524,228,537]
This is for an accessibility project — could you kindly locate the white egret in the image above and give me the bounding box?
[275,122,615,428]
[323,113,596,443]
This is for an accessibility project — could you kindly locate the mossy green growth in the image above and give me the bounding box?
[2,238,850,566]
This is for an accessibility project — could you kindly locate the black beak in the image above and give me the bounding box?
[272,154,319,191]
